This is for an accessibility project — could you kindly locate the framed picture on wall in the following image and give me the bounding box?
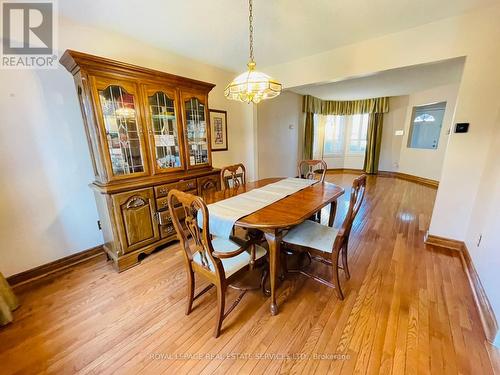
[209,109,228,151]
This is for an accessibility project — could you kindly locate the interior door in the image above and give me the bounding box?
[142,84,185,174]
[91,76,150,180]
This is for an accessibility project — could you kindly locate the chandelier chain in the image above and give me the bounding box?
[224,0,282,103]
[249,0,254,62]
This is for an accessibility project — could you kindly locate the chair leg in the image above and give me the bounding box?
[249,244,255,271]
[332,249,344,300]
[342,242,350,280]
[328,201,337,227]
[214,283,226,338]
[280,251,288,279]
[186,268,195,315]
[261,267,270,296]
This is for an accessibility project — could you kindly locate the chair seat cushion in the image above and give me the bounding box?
[283,220,339,253]
[193,238,267,278]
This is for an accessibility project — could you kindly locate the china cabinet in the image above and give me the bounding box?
[61,50,221,271]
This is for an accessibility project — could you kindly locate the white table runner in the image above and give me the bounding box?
[199,178,317,238]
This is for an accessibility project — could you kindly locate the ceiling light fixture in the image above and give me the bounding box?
[224,0,282,104]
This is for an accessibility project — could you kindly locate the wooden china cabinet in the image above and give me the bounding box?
[61,50,221,271]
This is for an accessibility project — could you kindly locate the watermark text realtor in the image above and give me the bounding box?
[1,0,57,68]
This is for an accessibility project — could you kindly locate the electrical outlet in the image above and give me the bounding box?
[97,220,102,230]
[477,234,482,247]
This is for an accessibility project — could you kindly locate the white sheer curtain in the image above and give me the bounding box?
[312,114,326,160]
[313,114,369,158]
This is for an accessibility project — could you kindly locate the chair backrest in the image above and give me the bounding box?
[298,160,327,182]
[220,163,246,190]
[167,189,223,276]
[336,175,367,243]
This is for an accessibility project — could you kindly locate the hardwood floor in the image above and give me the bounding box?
[1,174,498,374]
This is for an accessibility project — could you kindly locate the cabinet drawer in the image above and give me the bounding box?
[158,207,185,226]
[158,208,184,239]
[178,179,197,192]
[160,223,176,239]
[155,179,197,199]
[154,182,178,198]
[156,196,170,211]
[156,188,197,211]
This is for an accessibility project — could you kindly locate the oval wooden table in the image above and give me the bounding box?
[204,178,345,316]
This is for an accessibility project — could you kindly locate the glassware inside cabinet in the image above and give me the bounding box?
[98,85,145,176]
[147,91,182,171]
[184,97,208,166]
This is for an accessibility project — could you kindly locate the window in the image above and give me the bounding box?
[408,102,446,150]
[348,114,369,154]
[313,113,369,158]
[324,116,345,155]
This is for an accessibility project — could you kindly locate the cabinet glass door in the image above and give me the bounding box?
[184,96,210,167]
[146,89,184,173]
[97,83,147,177]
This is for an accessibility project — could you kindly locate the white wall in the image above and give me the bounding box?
[389,83,459,180]
[291,57,465,100]
[256,91,302,178]
[259,85,458,178]
[0,18,254,277]
[397,84,459,180]
[464,112,500,334]
[263,4,500,337]
[264,3,500,241]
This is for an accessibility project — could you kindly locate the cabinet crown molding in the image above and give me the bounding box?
[60,49,216,92]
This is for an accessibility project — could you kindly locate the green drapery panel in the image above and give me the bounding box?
[302,95,389,172]
[0,272,19,325]
[363,113,384,174]
[303,95,389,115]
[303,112,314,159]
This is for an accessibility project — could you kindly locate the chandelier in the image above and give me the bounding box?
[224,0,282,104]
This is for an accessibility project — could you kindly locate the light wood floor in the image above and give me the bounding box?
[1,174,499,374]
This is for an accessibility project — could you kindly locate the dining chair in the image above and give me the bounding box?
[298,159,329,223]
[220,163,249,237]
[221,163,246,190]
[281,174,367,300]
[168,189,267,338]
[298,159,327,182]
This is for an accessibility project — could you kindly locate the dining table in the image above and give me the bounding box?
[204,177,345,316]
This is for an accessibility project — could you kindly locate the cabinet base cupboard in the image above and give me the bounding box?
[61,50,221,271]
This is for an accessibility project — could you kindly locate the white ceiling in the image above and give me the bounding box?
[289,57,466,100]
[59,0,495,72]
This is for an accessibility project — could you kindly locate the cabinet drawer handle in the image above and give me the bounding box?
[126,196,147,209]
[159,187,168,195]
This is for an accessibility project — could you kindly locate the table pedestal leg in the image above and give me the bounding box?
[265,231,281,316]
